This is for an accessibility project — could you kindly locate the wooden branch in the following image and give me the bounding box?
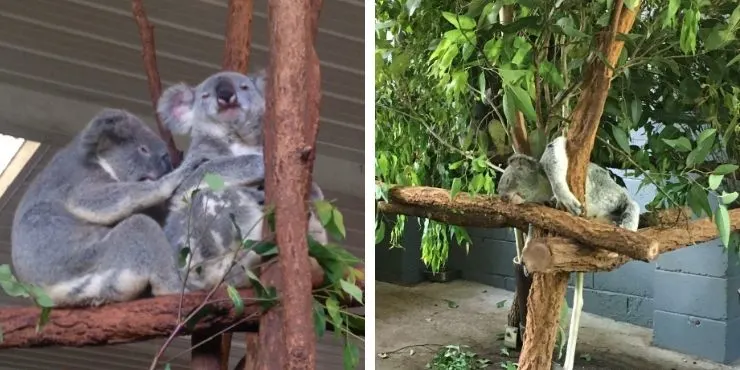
[523,208,740,273]
[223,0,254,73]
[258,1,324,368]
[565,0,637,199]
[0,262,363,349]
[131,0,182,168]
[379,185,658,262]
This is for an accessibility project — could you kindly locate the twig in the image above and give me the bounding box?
[131,0,182,167]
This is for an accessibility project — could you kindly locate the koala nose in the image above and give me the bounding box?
[216,80,237,107]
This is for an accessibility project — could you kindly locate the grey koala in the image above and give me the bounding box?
[497,136,640,231]
[11,109,203,307]
[157,70,328,292]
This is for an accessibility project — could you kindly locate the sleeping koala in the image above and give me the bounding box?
[157,70,328,292]
[497,136,640,231]
[11,109,202,307]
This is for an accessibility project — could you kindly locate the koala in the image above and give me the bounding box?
[11,109,203,307]
[158,70,328,292]
[497,136,640,231]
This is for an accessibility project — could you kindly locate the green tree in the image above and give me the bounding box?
[375,0,740,272]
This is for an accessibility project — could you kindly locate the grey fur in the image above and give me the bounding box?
[497,136,640,231]
[11,109,202,307]
[159,71,328,292]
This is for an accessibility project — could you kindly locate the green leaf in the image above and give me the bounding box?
[471,174,485,193]
[203,173,225,192]
[27,286,54,308]
[442,12,476,30]
[312,299,327,338]
[326,296,342,327]
[698,129,717,145]
[483,38,503,63]
[555,17,589,39]
[686,131,715,167]
[496,300,506,308]
[719,192,739,206]
[36,307,51,333]
[478,72,486,101]
[226,284,245,316]
[375,220,386,244]
[314,200,334,226]
[708,174,724,191]
[713,164,739,175]
[611,126,631,154]
[662,137,692,152]
[330,208,347,239]
[630,99,642,126]
[507,85,537,122]
[687,185,712,219]
[340,279,364,304]
[0,265,12,281]
[450,178,462,200]
[252,240,278,257]
[343,340,360,370]
[164,364,172,370]
[715,205,731,248]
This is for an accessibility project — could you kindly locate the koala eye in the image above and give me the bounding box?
[201,92,210,98]
[138,145,150,155]
[239,83,249,90]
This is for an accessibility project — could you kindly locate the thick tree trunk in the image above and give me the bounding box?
[517,2,639,369]
[257,2,324,368]
[378,186,659,261]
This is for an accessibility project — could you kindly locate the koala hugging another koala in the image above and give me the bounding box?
[157,70,329,292]
[11,109,203,307]
[497,136,640,232]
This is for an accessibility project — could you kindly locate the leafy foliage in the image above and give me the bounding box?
[427,344,492,369]
[376,0,740,274]
[0,264,55,340]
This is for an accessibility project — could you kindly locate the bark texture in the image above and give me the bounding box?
[378,186,659,261]
[519,2,638,369]
[222,0,254,73]
[0,262,363,349]
[257,1,324,369]
[131,0,182,167]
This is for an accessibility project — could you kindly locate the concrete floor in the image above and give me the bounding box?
[375,280,739,370]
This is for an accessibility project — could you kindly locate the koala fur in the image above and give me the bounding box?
[158,70,328,292]
[11,109,202,307]
[497,136,640,231]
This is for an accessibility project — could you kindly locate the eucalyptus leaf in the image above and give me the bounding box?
[716,205,731,247]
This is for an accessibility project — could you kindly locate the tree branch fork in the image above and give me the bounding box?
[377,184,740,273]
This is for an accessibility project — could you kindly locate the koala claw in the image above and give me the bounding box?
[560,196,582,216]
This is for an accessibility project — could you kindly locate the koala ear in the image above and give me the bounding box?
[79,108,135,157]
[157,83,195,135]
[252,69,267,95]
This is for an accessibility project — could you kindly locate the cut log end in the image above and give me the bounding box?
[522,239,552,274]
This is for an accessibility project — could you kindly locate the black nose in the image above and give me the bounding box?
[216,80,236,106]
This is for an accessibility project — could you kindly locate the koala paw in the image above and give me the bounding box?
[559,195,582,216]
